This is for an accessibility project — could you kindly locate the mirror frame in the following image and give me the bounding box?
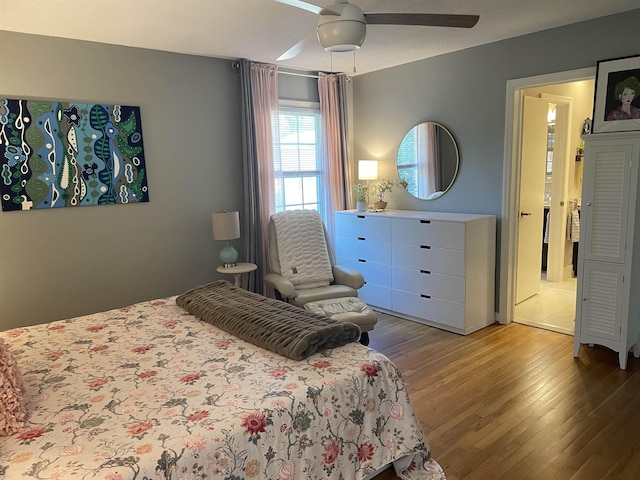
[396,121,460,200]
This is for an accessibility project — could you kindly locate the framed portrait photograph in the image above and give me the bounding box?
[592,54,640,133]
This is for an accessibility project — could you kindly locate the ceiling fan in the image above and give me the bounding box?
[275,0,479,61]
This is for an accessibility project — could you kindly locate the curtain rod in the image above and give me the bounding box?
[231,61,317,78]
[278,70,319,79]
[230,60,351,83]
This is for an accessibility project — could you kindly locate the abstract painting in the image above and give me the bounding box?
[0,98,149,211]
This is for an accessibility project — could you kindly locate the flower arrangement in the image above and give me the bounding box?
[353,184,369,203]
[371,179,396,202]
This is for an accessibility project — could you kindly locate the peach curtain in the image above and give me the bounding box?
[318,72,351,246]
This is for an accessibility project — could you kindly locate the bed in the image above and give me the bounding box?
[0,281,445,479]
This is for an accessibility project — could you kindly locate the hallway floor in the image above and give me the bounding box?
[515,275,577,335]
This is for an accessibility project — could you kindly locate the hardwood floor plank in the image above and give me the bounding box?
[369,312,640,480]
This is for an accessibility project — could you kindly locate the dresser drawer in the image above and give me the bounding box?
[336,235,391,264]
[392,266,465,303]
[335,213,390,241]
[391,218,465,249]
[392,290,465,329]
[337,256,391,288]
[359,283,392,310]
[391,243,465,276]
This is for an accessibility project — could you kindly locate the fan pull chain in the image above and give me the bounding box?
[330,52,333,73]
[353,51,356,74]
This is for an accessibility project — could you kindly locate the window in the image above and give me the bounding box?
[272,104,325,219]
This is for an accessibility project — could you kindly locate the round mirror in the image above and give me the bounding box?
[396,122,459,200]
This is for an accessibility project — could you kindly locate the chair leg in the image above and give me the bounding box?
[359,332,369,346]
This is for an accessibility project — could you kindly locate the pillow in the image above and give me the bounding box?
[0,338,27,436]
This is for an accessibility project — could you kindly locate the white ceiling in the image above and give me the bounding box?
[1,0,639,76]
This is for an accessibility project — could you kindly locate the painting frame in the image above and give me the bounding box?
[592,54,640,133]
[0,98,149,211]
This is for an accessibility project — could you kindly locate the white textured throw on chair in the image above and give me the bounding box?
[271,210,334,288]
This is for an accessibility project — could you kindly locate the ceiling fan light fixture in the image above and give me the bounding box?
[317,19,366,52]
[316,2,366,52]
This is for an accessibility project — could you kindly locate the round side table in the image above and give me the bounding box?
[217,262,257,288]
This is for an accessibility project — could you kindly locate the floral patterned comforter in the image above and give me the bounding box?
[0,297,445,480]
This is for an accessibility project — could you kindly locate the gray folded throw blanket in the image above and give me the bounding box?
[176,280,360,360]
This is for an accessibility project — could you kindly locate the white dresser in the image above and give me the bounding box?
[335,209,496,335]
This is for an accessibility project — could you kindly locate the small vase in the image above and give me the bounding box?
[356,201,367,212]
[374,201,387,210]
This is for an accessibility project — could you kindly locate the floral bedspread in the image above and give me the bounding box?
[0,297,445,480]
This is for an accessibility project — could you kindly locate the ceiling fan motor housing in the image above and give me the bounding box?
[316,2,366,52]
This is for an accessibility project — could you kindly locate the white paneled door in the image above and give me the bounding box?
[516,96,548,304]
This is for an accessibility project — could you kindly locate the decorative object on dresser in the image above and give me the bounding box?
[371,178,396,210]
[335,209,496,335]
[352,183,369,212]
[573,131,640,369]
[212,210,240,267]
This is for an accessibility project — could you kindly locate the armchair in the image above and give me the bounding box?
[264,210,377,344]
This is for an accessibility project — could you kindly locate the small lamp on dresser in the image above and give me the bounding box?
[212,210,240,268]
[358,159,378,184]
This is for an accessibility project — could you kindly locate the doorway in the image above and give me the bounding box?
[515,91,577,335]
[498,68,595,334]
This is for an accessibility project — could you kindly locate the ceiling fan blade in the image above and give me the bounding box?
[274,0,339,16]
[277,31,318,61]
[365,13,479,28]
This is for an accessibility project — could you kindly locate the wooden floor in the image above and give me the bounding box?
[368,312,640,480]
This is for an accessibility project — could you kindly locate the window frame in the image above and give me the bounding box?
[272,100,326,219]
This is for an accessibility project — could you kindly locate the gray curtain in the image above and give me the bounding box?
[239,60,279,295]
[239,59,262,293]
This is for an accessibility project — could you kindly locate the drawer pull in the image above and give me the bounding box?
[420,294,431,299]
[358,237,366,241]
[420,220,431,224]
[420,245,431,249]
[358,259,366,263]
[420,270,431,274]
[357,215,366,219]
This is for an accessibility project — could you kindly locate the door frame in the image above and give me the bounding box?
[497,67,595,325]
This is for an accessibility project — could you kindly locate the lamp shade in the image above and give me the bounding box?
[317,3,366,52]
[212,211,240,241]
[358,160,378,181]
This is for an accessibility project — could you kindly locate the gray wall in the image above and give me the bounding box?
[0,32,243,329]
[352,9,640,318]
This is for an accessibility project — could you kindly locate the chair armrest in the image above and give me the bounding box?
[264,273,297,299]
[333,265,365,290]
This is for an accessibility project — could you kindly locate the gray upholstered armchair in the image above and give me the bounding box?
[264,210,377,344]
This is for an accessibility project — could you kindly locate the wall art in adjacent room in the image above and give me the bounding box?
[0,98,149,211]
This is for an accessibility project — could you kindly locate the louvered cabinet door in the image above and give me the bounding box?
[579,261,623,343]
[580,142,633,264]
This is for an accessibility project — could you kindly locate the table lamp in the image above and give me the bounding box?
[358,159,378,205]
[212,210,240,268]
[358,159,378,182]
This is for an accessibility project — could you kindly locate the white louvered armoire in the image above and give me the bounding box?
[573,131,640,369]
